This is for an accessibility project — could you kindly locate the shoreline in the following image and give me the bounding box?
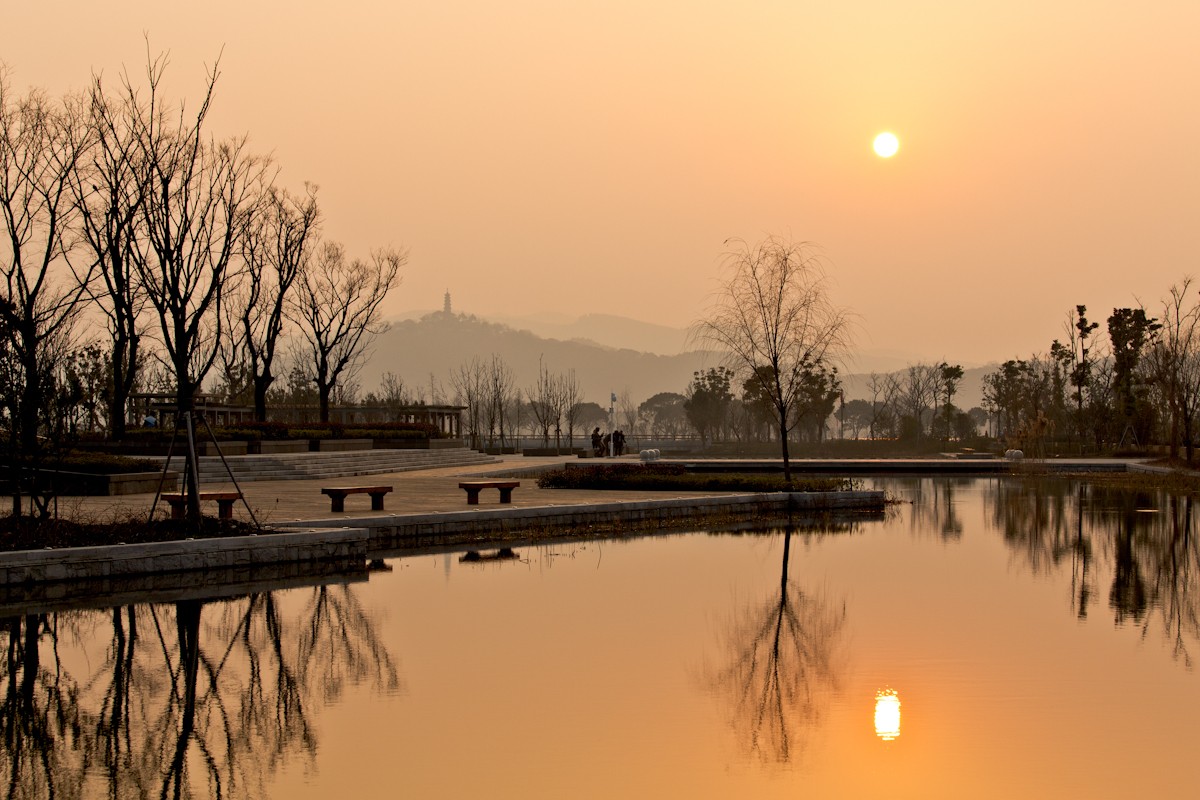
[0,490,886,590]
[2,454,1190,595]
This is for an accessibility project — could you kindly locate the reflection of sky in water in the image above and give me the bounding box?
[3,476,1199,798]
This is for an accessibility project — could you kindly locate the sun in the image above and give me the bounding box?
[873,132,900,158]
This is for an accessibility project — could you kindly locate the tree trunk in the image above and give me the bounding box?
[778,412,792,485]
[110,344,129,440]
[317,381,332,424]
[11,333,44,518]
[253,370,273,422]
[1185,413,1194,466]
[176,380,203,521]
[109,328,138,441]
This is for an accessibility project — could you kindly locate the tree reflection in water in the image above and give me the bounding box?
[902,477,970,541]
[0,583,399,798]
[0,614,82,799]
[705,519,850,764]
[984,477,1200,666]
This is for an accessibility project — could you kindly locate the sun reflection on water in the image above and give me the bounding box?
[874,689,901,741]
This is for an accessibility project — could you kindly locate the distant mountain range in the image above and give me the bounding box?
[363,310,991,408]
[486,312,692,356]
[360,311,713,404]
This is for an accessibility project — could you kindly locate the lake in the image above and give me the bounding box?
[2,476,1197,798]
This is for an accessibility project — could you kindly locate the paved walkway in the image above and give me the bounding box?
[56,455,743,527]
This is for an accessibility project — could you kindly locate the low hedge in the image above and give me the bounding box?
[116,420,442,442]
[121,427,238,442]
[2,452,161,474]
[223,421,440,440]
[536,464,855,493]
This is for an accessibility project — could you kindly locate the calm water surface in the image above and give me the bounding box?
[3,477,1198,798]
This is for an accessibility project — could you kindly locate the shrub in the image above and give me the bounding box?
[343,421,441,439]
[341,428,427,440]
[0,452,162,474]
[289,428,332,440]
[220,421,289,440]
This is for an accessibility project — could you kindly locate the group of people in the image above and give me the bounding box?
[590,427,627,457]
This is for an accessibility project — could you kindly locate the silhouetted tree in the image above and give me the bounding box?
[452,356,487,448]
[937,362,964,441]
[638,392,687,438]
[1107,307,1160,446]
[694,237,849,481]
[232,182,320,421]
[71,69,152,440]
[1146,281,1200,463]
[0,73,94,516]
[684,367,734,445]
[288,241,403,423]
[128,55,266,518]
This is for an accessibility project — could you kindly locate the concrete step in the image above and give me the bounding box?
[161,447,498,483]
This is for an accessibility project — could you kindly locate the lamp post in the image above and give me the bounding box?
[608,391,616,457]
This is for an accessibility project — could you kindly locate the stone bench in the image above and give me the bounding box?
[458,480,520,505]
[161,491,242,520]
[320,485,393,513]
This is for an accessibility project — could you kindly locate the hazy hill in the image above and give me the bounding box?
[390,308,927,371]
[361,310,993,410]
[487,312,692,356]
[358,312,713,404]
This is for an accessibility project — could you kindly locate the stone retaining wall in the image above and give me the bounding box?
[280,491,886,549]
[0,558,368,614]
[0,527,367,585]
[0,491,884,587]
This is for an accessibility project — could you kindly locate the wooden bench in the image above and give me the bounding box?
[320,485,393,513]
[161,492,242,520]
[458,480,520,505]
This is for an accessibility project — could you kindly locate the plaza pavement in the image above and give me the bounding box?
[57,454,747,527]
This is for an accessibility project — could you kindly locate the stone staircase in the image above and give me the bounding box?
[159,446,499,484]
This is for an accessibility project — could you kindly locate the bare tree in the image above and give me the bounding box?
[450,356,487,449]
[526,357,556,447]
[127,55,266,517]
[232,182,319,420]
[288,241,403,423]
[897,363,937,439]
[1146,279,1200,463]
[865,372,888,439]
[0,74,95,515]
[616,387,638,439]
[484,355,515,447]
[71,70,152,439]
[377,371,408,411]
[559,369,583,448]
[694,237,849,482]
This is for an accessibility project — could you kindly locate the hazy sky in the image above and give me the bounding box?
[4,1,1198,366]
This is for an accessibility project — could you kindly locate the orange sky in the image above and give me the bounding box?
[4,1,1198,366]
